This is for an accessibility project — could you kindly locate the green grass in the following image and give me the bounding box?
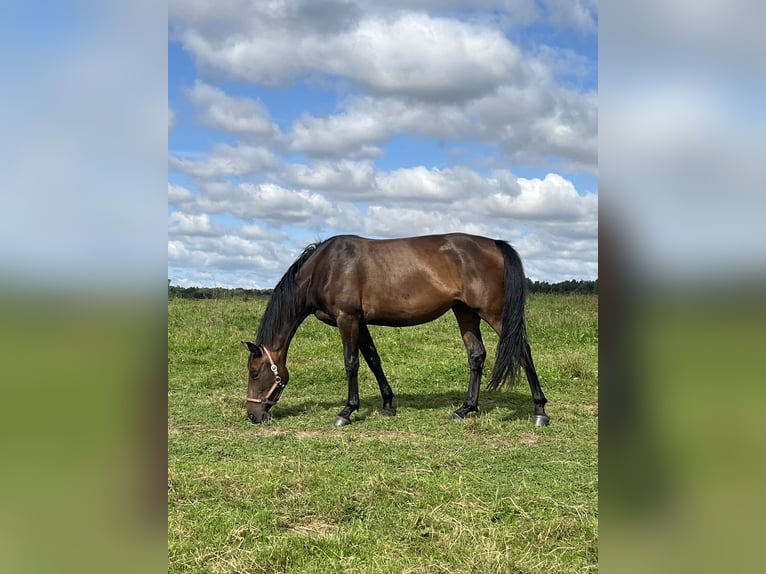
[168,294,598,573]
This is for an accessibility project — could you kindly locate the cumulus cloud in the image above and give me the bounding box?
[239,223,288,241]
[282,61,595,168]
[288,96,473,159]
[178,180,365,233]
[364,205,485,238]
[167,159,596,283]
[169,144,278,179]
[168,2,598,285]
[468,67,598,170]
[288,102,392,158]
[282,160,377,197]
[168,211,218,237]
[171,3,596,170]
[167,212,295,287]
[168,183,195,208]
[174,9,519,102]
[325,14,521,101]
[186,81,281,140]
[516,227,598,282]
[168,235,289,276]
[375,166,511,204]
[466,173,597,221]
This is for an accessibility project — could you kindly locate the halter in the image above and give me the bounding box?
[245,346,286,406]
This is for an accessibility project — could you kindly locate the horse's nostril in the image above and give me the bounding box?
[248,412,257,423]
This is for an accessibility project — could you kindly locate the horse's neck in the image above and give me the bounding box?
[264,312,309,358]
[257,276,313,358]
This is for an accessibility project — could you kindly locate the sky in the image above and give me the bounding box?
[168,0,598,289]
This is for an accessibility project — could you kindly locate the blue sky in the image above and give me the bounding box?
[168,1,598,288]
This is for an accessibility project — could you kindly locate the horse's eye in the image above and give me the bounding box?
[250,371,258,379]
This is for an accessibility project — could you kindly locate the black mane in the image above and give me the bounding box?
[255,241,322,347]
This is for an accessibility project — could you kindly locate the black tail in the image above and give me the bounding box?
[488,240,529,391]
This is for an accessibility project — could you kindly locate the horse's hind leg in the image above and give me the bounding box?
[451,303,486,420]
[359,324,396,417]
[484,314,550,427]
[522,341,549,426]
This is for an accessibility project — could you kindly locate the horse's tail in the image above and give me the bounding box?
[488,240,529,391]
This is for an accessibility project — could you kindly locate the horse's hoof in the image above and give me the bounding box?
[533,414,550,427]
[381,407,397,417]
[333,415,352,427]
[451,407,478,420]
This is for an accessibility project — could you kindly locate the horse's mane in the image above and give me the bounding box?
[255,241,323,347]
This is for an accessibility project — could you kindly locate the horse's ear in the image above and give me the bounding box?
[241,341,261,356]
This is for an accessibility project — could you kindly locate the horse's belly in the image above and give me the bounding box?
[362,299,454,327]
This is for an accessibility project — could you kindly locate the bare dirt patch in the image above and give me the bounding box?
[519,431,540,446]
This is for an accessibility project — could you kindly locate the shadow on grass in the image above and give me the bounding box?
[273,389,537,423]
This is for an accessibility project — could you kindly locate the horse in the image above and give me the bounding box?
[242,233,549,427]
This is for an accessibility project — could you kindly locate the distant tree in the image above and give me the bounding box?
[166,283,274,300]
[525,279,597,294]
[166,280,596,299]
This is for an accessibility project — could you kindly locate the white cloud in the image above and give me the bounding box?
[168,3,599,285]
[364,206,478,238]
[375,166,509,203]
[174,10,519,102]
[516,227,598,282]
[186,81,281,139]
[282,160,377,198]
[288,102,391,158]
[239,223,288,241]
[278,162,524,205]
[168,164,596,283]
[237,184,335,223]
[468,69,598,170]
[288,95,475,159]
[168,211,225,238]
[184,181,365,232]
[171,5,596,169]
[168,183,195,208]
[325,14,521,101]
[168,234,289,275]
[169,143,278,178]
[285,63,596,168]
[477,173,597,220]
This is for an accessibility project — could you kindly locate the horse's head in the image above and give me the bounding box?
[241,341,289,424]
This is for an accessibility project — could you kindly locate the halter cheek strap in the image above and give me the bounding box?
[245,347,286,406]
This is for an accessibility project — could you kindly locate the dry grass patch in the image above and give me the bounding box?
[285,517,336,536]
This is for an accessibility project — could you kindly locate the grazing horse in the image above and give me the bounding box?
[242,233,549,427]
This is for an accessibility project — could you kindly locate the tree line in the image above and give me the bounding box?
[526,278,598,294]
[168,278,597,299]
[168,284,273,300]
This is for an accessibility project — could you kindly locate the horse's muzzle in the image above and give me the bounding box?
[248,410,272,424]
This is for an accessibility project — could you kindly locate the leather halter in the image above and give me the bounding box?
[245,346,286,406]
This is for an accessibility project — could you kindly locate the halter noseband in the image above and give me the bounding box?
[245,346,286,406]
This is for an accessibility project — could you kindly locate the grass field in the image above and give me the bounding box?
[168,294,598,573]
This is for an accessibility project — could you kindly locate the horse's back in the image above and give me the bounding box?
[301,234,505,326]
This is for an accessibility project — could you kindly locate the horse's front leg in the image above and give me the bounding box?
[334,314,360,427]
[359,323,396,417]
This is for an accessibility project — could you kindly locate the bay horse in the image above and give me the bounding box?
[242,233,549,427]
